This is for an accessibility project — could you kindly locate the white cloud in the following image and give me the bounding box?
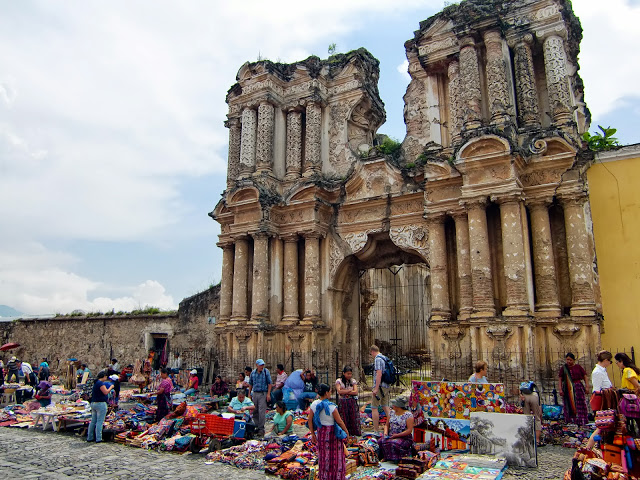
[397,60,411,82]
[572,0,640,121]
[0,241,175,315]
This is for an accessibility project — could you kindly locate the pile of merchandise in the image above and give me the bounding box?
[543,421,595,448]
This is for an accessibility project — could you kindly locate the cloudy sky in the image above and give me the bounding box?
[1,0,639,316]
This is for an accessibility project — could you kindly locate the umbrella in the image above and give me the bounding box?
[0,342,20,351]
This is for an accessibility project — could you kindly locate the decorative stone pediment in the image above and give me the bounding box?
[390,225,430,262]
[344,159,404,202]
[457,135,512,162]
[229,187,259,204]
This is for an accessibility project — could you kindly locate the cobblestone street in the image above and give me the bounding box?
[0,427,574,479]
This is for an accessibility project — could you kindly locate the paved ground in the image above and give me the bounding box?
[0,427,573,479]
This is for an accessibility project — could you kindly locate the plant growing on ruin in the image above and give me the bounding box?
[582,125,621,152]
[328,43,337,55]
[376,137,402,156]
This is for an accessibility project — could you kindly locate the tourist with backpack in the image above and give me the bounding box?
[370,345,391,434]
[519,380,543,447]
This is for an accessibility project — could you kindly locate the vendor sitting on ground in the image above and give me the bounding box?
[35,380,52,407]
[228,388,255,421]
[379,396,415,462]
[181,369,199,396]
[266,401,293,437]
[210,375,228,409]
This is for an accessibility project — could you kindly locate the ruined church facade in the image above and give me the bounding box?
[211,0,601,378]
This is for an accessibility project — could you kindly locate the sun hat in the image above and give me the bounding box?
[391,396,408,409]
[256,359,265,366]
[190,369,197,374]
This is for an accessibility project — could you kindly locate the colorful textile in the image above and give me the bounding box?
[410,381,505,419]
[338,397,361,436]
[559,364,588,425]
[317,425,346,480]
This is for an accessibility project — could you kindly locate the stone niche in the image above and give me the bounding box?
[211,0,602,383]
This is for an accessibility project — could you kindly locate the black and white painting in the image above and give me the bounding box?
[469,412,537,468]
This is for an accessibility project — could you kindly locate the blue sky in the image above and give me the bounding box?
[1,0,639,315]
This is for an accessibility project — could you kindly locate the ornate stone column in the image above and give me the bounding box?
[542,34,573,125]
[459,36,483,130]
[225,117,241,188]
[302,233,321,325]
[483,30,511,126]
[527,198,561,316]
[255,102,274,174]
[452,211,473,318]
[282,235,300,324]
[239,108,257,175]
[426,214,451,321]
[218,242,235,325]
[493,194,529,315]
[285,109,303,180]
[559,193,597,316]
[230,235,250,324]
[512,34,540,127]
[464,198,496,316]
[304,102,322,176]
[250,233,270,324]
[447,61,462,144]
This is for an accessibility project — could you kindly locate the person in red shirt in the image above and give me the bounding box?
[181,369,199,396]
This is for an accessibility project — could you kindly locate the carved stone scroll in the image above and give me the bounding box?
[389,225,429,261]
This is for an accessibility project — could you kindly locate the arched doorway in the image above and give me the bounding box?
[331,232,431,373]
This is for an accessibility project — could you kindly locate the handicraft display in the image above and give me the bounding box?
[410,381,506,420]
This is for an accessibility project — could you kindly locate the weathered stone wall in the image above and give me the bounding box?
[0,286,220,375]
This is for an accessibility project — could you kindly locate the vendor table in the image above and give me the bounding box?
[57,416,91,433]
[30,411,61,431]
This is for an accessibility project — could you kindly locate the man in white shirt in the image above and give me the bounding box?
[19,360,36,386]
[169,353,182,374]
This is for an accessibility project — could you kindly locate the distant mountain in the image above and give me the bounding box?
[0,305,22,317]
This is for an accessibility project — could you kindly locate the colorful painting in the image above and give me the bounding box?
[418,417,470,451]
[410,381,505,420]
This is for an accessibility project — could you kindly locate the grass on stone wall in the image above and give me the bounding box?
[52,306,176,318]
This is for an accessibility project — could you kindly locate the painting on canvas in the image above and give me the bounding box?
[420,417,470,451]
[469,412,537,467]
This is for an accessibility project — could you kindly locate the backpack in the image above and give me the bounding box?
[595,409,616,430]
[519,381,537,396]
[619,393,640,419]
[380,355,397,386]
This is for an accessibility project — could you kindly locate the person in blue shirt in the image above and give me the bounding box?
[87,371,114,443]
[249,359,272,436]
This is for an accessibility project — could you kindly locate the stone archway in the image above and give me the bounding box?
[329,232,431,372]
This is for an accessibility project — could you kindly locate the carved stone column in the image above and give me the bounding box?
[230,235,250,324]
[494,195,529,315]
[239,108,257,175]
[304,102,322,176]
[225,118,241,188]
[527,198,561,316]
[426,214,451,321]
[250,233,270,324]
[464,198,495,316]
[512,35,540,127]
[218,242,234,325]
[447,61,462,144]
[559,193,597,316]
[483,30,511,126]
[452,211,473,318]
[459,36,483,130]
[302,233,321,325]
[255,102,274,174]
[542,34,573,125]
[282,235,300,324]
[285,110,303,180]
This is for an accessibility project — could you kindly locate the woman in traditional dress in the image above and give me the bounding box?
[379,396,414,462]
[308,383,350,480]
[615,352,640,393]
[150,368,173,422]
[335,366,361,436]
[558,352,590,425]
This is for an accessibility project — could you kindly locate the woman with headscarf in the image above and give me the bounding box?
[35,381,52,407]
[308,383,350,480]
[378,396,415,462]
[558,352,590,425]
